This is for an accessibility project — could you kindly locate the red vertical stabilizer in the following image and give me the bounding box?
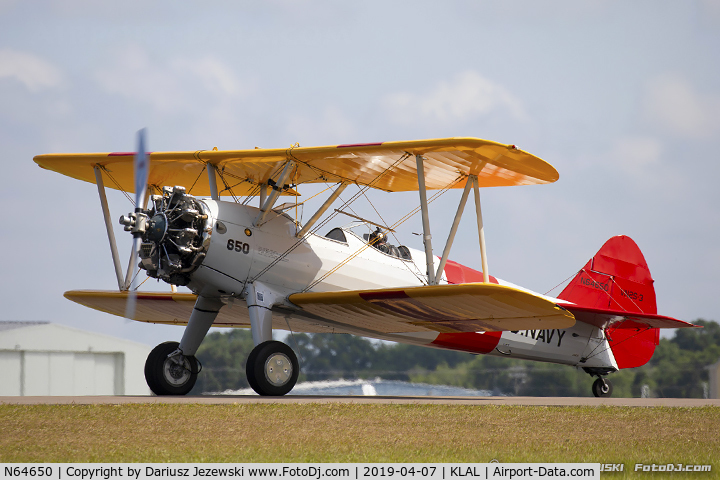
[558,235,657,314]
[559,236,660,369]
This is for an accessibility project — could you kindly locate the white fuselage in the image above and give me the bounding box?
[189,199,617,371]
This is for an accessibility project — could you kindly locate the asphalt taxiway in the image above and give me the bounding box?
[3,396,719,406]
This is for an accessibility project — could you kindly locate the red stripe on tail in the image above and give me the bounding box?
[443,259,499,284]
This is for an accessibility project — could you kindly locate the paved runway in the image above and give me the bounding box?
[3,395,719,407]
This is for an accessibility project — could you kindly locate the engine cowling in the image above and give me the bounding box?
[121,186,212,286]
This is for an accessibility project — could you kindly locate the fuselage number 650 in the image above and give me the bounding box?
[227,239,250,254]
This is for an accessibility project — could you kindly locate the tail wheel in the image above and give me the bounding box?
[246,340,299,396]
[592,377,613,398]
[145,341,199,395]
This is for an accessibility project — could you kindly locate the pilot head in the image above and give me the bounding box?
[373,227,386,245]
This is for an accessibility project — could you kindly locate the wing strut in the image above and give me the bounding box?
[296,182,349,238]
[93,165,125,290]
[472,175,490,284]
[422,174,490,285]
[435,177,473,282]
[416,156,491,285]
[254,161,295,227]
[207,163,219,200]
[259,183,267,207]
[416,155,436,285]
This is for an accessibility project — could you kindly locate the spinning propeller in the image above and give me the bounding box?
[118,129,213,320]
[120,129,149,319]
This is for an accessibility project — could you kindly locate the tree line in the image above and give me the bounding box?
[189,319,720,397]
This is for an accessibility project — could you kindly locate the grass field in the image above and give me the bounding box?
[1,404,718,476]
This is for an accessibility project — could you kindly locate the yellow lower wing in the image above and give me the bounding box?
[289,283,575,333]
[63,290,334,333]
[66,283,575,335]
[65,290,204,325]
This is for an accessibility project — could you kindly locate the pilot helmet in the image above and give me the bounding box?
[373,227,386,244]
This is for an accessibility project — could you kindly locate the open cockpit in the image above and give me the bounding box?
[324,227,412,261]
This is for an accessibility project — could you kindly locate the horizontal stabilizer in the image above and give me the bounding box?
[559,303,700,330]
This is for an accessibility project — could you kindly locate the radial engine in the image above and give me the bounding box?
[119,186,213,286]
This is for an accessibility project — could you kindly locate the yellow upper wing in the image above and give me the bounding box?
[34,137,558,196]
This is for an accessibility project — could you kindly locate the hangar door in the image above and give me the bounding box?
[0,351,124,396]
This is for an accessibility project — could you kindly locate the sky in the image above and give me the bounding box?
[1,0,719,348]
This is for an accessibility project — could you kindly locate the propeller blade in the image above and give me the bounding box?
[134,128,149,208]
[124,241,140,320]
[125,128,149,320]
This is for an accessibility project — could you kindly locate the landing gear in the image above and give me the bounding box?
[592,377,613,397]
[583,367,615,398]
[145,341,199,395]
[246,340,299,396]
[243,282,299,396]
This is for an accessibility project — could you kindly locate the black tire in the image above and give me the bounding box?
[246,340,299,396]
[245,342,262,394]
[592,377,613,397]
[144,341,199,395]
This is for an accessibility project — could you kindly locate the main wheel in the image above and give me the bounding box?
[145,341,199,395]
[592,377,613,397]
[246,340,299,396]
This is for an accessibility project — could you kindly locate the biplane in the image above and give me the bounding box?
[34,133,698,397]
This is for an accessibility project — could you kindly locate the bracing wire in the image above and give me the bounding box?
[100,166,135,205]
[302,174,465,292]
[249,180,365,282]
[564,269,646,314]
[543,271,580,296]
[216,167,240,203]
[354,175,465,285]
[249,153,411,283]
[186,164,208,196]
[545,267,652,361]
[580,324,653,361]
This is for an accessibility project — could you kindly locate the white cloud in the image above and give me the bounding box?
[383,71,528,126]
[605,136,663,176]
[568,136,666,188]
[94,45,185,112]
[94,45,246,113]
[285,106,357,145]
[171,57,244,98]
[0,49,63,92]
[644,74,720,139]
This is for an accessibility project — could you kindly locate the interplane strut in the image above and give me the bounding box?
[94,165,125,290]
[415,154,490,285]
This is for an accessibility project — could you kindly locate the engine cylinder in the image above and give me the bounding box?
[133,186,212,286]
